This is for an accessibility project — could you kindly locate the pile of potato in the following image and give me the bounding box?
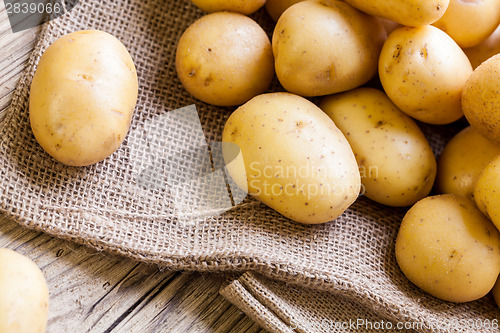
[176,0,500,305]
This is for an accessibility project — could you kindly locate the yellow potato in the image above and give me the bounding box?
[272,0,386,97]
[190,0,265,15]
[343,0,449,27]
[396,194,500,303]
[464,24,500,69]
[265,0,304,21]
[321,88,436,207]
[436,126,500,201]
[176,12,274,106]
[492,275,500,308]
[223,92,361,224]
[0,249,49,333]
[30,30,138,166]
[462,54,500,143]
[433,0,500,48]
[379,25,472,124]
[474,155,500,232]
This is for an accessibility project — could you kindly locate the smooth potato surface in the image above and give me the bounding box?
[321,88,436,207]
[265,0,304,21]
[436,126,500,201]
[379,25,472,124]
[0,249,49,333]
[464,24,500,69]
[223,93,361,224]
[474,154,500,232]
[462,54,500,142]
[396,194,500,302]
[190,0,265,15]
[272,0,385,97]
[176,12,274,106]
[30,30,138,166]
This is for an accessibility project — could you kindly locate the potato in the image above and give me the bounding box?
[492,275,500,308]
[29,30,138,167]
[436,126,500,201]
[190,0,265,15]
[464,24,500,69]
[396,194,500,303]
[176,12,274,106]
[379,25,472,124]
[222,92,361,224]
[462,54,500,143]
[272,0,386,97]
[343,0,449,27]
[474,155,500,232]
[433,0,500,48]
[321,88,436,207]
[265,0,304,21]
[0,249,49,333]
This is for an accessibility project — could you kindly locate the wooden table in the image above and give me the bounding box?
[0,6,265,333]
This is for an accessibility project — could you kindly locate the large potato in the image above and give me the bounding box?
[272,0,385,97]
[190,0,265,15]
[396,194,500,302]
[321,88,436,207]
[433,0,500,48]
[436,126,500,201]
[464,24,500,69]
[474,155,500,232]
[0,249,49,333]
[379,25,472,124]
[343,0,449,27]
[176,12,274,106]
[30,30,138,166]
[462,54,500,143]
[222,93,361,224]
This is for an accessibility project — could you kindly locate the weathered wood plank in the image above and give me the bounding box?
[0,7,266,333]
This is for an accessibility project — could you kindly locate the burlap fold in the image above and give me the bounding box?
[1,1,499,332]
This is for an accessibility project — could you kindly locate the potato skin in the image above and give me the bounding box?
[30,30,138,166]
[462,54,500,143]
[396,194,500,303]
[379,25,472,125]
[464,25,500,69]
[176,12,274,106]
[321,88,436,207]
[0,249,49,333]
[492,276,500,308]
[343,0,449,27]
[474,155,500,232]
[222,93,361,224]
[436,126,500,201]
[265,0,304,21]
[190,0,265,15]
[272,0,386,97]
[433,0,500,48]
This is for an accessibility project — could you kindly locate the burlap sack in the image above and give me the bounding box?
[1,0,499,332]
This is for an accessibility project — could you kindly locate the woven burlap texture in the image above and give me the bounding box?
[0,1,498,332]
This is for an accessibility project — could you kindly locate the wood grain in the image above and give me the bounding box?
[0,5,265,333]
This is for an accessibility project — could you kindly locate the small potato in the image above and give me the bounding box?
[492,276,500,308]
[223,92,361,224]
[474,155,500,232]
[379,25,472,124]
[0,249,49,333]
[190,0,265,15]
[272,0,386,97]
[396,194,500,303]
[176,12,274,106]
[462,54,500,143]
[265,0,304,21]
[30,30,138,166]
[436,126,500,201]
[343,0,449,27]
[464,24,500,69]
[321,88,436,207]
[433,0,500,48]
